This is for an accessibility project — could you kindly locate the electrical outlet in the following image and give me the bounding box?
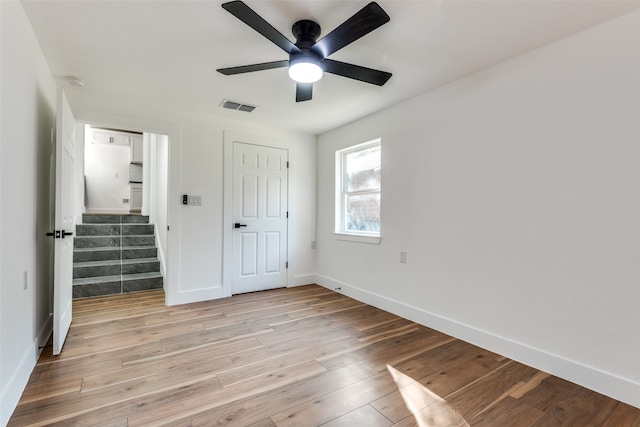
[400,251,407,264]
[123,198,129,204]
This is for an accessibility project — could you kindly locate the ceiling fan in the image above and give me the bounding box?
[217,0,392,102]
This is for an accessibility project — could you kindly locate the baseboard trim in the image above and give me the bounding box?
[315,274,640,409]
[167,286,226,306]
[288,273,317,288]
[0,319,51,427]
[1,348,31,425]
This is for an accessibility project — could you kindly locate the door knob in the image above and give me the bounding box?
[45,230,74,238]
[234,223,247,229]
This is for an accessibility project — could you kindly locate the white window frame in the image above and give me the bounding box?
[334,139,382,245]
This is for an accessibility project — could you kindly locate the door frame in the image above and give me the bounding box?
[223,131,292,297]
[71,109,180,305]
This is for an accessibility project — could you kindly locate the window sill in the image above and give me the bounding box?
[334,233,382,245]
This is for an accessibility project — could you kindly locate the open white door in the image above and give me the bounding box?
[232,142,288,294]
[51,89,76,355]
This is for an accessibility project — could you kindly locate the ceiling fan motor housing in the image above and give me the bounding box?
[292,20,321,49]
[290,19,323,65]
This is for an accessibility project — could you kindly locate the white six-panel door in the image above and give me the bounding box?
[232,142,288,294]
[53,89,76,355]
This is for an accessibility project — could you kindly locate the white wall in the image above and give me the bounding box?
[316,10,640,408]
[84,129,131,214]
[65,85,317,306]
[0,2,58,424]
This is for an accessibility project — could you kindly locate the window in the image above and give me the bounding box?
[335,139,381,243]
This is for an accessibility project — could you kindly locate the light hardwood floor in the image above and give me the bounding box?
[9,285,639,426]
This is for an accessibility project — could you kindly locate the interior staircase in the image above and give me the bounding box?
[73,214,163,299]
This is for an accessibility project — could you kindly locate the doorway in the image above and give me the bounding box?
[79,124,169,274]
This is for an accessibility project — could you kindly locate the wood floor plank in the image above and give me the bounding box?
[446,361,539,420]
[155,326,268,356]
[246,418,278,427]
[229,327,355,368]
[8,285,639,427]
[127,360,329,426]
[470,396,545,426]
[284,298,366,320]
[11,356,228,424]
[17,376,82,404]
[370,361,440,423]
[392,399,469,427]
[14,377,224,427]
[530,385,619,426]
[28,355,123,383]
[511,373,578,413]
[317,328,454,374]
[411,337,504,372]
[81,347,235,392]
[257,318,360,348]
[123,336,262,366]
[602,402,640,427]
[217,335,361,387]
[67,315,148,339]
[321,404,393,427]
[188,362,377,426]
[270,371,399,427]
[364,331,456,372]
[415,353,508,399]
[225,302,312,322]
[80,321,205,350]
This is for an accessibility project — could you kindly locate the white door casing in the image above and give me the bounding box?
[52,89,76,355]
[232,142,288,294]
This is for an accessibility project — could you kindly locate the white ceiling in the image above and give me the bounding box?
[22,0,640,135]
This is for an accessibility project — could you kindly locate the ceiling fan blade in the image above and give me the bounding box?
[323,59,391,86]
[296,83,313,102]
[312,2,390,58]
[217,60,289,75]
[222,1,300,55]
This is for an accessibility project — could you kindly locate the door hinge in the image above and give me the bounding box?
[286,262,289,269]
[287,161,289,168]
[286,212,289,218]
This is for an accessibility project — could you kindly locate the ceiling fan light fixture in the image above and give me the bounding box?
[288,56,323,83]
